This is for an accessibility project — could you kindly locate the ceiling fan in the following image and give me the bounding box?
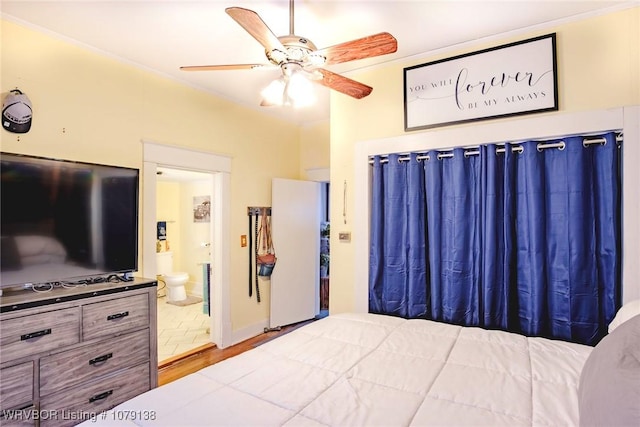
[180,0,398,107]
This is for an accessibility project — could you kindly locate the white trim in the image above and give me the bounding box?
[213,171,232,348]
[142,140,232,173]
[355,106,639,313]
[230,319,269,346]
[143,141,233,349]
[142,161,159,290]
[622,106,640,303]
[305,167,330,182]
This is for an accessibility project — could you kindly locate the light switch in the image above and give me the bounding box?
[338,232,351,242]
[241,235,247,247]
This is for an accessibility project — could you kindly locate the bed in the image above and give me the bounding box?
[83,308,640,427]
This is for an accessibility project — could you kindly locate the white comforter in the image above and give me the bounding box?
[85,313,592,426]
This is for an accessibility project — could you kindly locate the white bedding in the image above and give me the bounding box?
[84,313,592,426]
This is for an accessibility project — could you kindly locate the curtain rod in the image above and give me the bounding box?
[369,132,623,164]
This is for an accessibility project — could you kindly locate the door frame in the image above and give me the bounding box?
[142,141,233,348]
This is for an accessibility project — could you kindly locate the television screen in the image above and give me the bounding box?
[0,153,139,290]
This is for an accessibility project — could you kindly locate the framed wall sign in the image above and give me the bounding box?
[404,33,558,131]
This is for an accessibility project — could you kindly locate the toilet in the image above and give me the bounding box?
[156,251,189,302]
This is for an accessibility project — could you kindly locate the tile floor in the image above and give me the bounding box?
[156,295,211,363]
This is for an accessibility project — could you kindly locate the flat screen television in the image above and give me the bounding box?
[0,153,139,290]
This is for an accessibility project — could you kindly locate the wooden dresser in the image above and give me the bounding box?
[0,279,157,427]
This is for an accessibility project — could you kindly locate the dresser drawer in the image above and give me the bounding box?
[40,362,150,427]
[40,328,150,396]
[0,362,34,411]
[82,293,149,340]
[0,307,80,363]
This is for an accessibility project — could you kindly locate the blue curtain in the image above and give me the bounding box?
[425,147,482,325]
[369,132,621,345]
[370,153,427,317]
[513,133,621,343]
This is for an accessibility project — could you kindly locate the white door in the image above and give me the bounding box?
[270,178,321,328]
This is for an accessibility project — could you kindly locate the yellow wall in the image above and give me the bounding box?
[299,120,330,179]
[156,182,181,257]
[0,19,329,333]
[328,7,640,313]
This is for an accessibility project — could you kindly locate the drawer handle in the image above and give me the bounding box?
[89,389,113,403]
[21,328,52,341]
[89,353,113,365]
[106,311,129,321]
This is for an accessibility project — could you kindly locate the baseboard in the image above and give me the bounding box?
[230,319,269,346]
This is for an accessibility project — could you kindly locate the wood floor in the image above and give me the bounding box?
[158,320,313,386]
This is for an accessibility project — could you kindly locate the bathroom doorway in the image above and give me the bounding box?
[155,166,214,362]
[142,141,233,359]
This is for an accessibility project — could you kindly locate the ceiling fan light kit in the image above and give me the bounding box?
[260,64,317,108]
[181,0,397,108]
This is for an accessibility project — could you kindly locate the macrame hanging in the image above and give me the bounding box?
[256,207,277,278]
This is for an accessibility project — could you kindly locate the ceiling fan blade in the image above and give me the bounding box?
[315,69,373,99]
[180,64,270,71]
[225,7,285,53]
[315,32,398,65]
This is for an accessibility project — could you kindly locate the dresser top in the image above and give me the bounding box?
[0,278,157,313]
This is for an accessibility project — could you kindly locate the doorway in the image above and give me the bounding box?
[155,166,214,362]
[319,182,329,317]
[142,141,233,352]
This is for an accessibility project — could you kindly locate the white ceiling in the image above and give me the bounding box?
[1,0,633,125]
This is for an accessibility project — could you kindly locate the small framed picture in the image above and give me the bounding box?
[157,221,167,240]
[193,196,211,223]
